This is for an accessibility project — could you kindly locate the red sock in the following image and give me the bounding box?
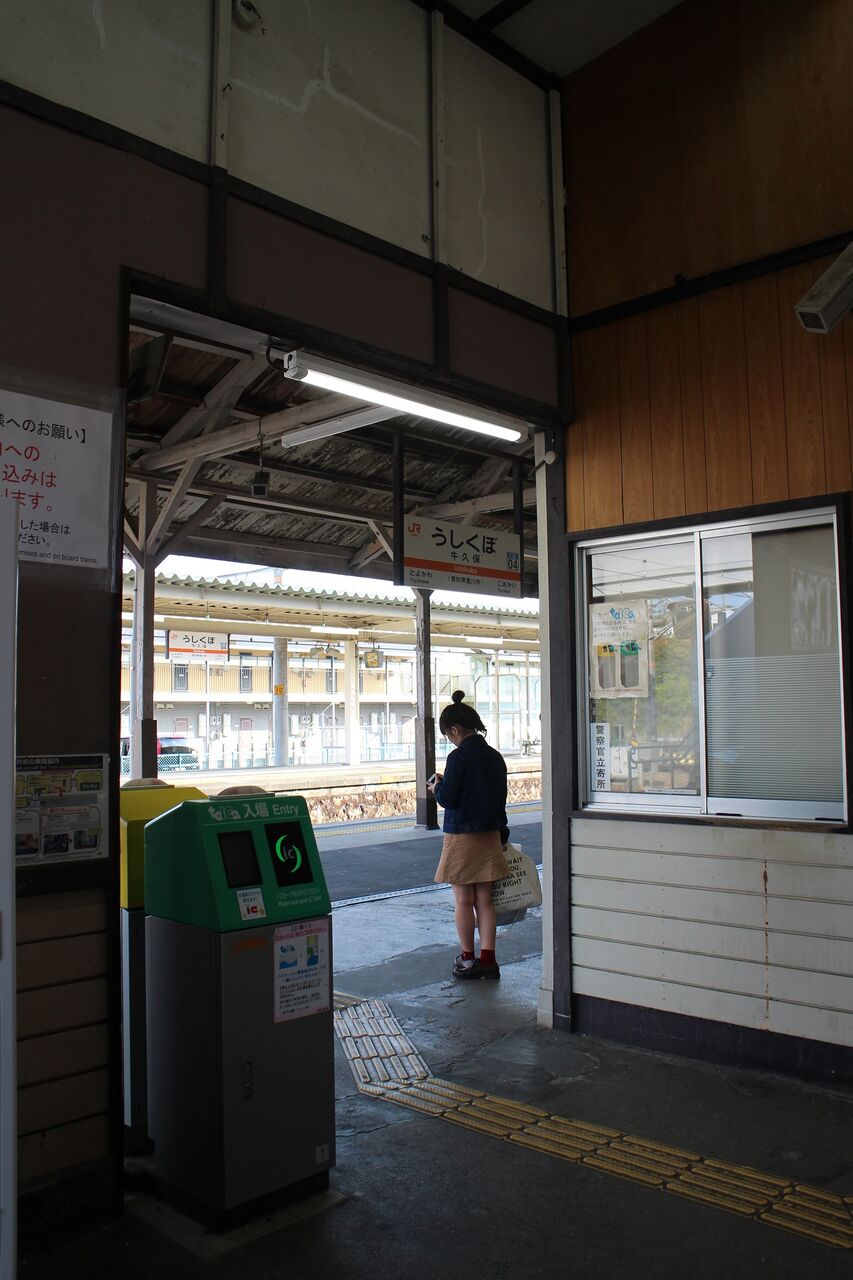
[479,949,496,966]
[461,950,475,961]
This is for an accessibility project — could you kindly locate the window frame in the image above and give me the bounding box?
[575,504,846,824]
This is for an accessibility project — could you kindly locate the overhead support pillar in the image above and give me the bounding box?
[129,482,158,780]
[272,636,289,767]
[534,429,570,1032]
[414,589,438,829]
[344,641,360,767]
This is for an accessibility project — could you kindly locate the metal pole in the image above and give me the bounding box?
[344,640,360,766]
[414,589,438,828]
[130,482,158,779]
[0,501,17,1280]
[272,636,288,766]
[393,431,405,586]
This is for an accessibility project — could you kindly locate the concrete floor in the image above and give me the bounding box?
[20,818,853,1278]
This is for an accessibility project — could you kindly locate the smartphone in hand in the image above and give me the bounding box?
[427,773,437,786]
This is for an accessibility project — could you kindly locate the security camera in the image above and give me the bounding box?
[795,242,853,334]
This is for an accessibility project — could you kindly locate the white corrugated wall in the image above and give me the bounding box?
[571,818,853,1048]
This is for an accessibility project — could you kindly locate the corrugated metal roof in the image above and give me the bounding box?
[125,571,540,618]
[126,322,538,591]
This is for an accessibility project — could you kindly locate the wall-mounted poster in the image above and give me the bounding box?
[0,388,113,570]
[15,754,108,865]
[590,602,649,698]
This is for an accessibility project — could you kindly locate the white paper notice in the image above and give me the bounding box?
[273,918,330,1023]
[0,388,113,569]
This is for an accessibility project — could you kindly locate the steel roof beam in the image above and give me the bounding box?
[135,393,356,472]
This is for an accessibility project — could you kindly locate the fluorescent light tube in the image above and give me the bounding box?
[282,351,526,443]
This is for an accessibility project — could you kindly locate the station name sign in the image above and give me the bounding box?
[403,517,522,598]
[166,630,230,660]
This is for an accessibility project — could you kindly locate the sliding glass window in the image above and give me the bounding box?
[577,509,845,822]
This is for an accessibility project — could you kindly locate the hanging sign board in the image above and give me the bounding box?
[0,388,112,570]
[167,630,230,660]
[403,518,522,598]
[589,602,649,697]
[15,754,108,865]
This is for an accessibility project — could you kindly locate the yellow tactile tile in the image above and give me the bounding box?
[591,1144,682,1180]
[508,1130,588,1161]
[333,995,853,1251]
[460,1102,527,1131]
[422,1077,486,1101]
[617,1141,696,1172]
[783,1191,851,1220]
[673,1171,774,1209]
[444,1111,516,1139]
[764,1201,853,1237]
[667,1181,761,1216]
[760,1211,853,1249]
[581,1155,666,1188]
[702,1159,791,1191]
[479,1094,549,1120]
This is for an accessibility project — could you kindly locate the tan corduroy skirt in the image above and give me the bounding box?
[434,830,510,885]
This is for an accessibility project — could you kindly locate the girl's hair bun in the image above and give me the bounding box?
[451,689,466,704]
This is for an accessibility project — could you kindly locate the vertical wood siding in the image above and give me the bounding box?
[567,265,853,531]
[564,0,853,317]
[571,818,853,1048]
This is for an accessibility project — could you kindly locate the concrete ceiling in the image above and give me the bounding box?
[450,0,683,77]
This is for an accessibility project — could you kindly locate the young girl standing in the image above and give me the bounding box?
[428,690,510,979]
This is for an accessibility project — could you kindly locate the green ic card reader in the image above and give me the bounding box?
[144,794,330,930]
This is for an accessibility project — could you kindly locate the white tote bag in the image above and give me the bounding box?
[492,842,542,923]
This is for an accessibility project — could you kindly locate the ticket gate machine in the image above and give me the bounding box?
[145,794,335,1214]
[119,781,205,1141]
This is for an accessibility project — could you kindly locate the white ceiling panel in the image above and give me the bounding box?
[486,0,684,77]
[450,0,497,16]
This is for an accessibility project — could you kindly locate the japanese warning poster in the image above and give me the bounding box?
[0,387,113,569]
[589,601,649,698]
[15,755,108,865]
[273,918,330,1023]
[403,517,522,597]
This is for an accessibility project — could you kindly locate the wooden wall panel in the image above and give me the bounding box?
[18,1115,110,1185]
[15,888,111,1184]
[18,1026,110,1089]
[777,264,827,498]
[17,979,108,1040]
[616,317,654,524]
[565,352,586,531]
[676,298,708,515]
[576,328,623,530]
[563,0,853,316]
[674,0,754,284]
[812,258,853,493]
[647,307,685,519]
[568,268,853,534]
[18,1070,109,1137]
[698,286,753,510]
[742,274,789,504]
[845,314,853,475]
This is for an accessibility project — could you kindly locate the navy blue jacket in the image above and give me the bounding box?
[434,732,509,846]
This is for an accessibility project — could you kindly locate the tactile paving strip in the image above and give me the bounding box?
[333,994,853,1250]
